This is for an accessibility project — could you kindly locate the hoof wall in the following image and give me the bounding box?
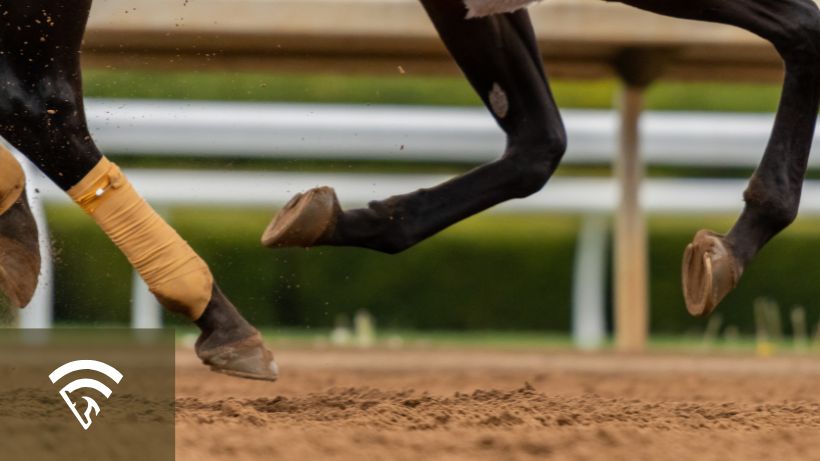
[682,230,741,318]
[198,333,278,382]
[0,194,40,308]
[262,186,341,248]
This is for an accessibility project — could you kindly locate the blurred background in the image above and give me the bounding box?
[22,0,820,351]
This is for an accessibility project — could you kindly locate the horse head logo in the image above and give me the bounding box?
[48,360,124,430]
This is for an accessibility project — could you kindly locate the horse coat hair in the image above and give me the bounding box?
[462,0,541,18]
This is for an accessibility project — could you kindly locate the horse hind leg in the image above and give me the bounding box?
[618,0,820,316]
[263,0,566,253]
[0,147,40,308]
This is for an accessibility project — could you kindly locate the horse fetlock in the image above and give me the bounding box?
[372,229,414,255]
[362,199,415,254]
[742,178,800,231]
[193,285,275,381]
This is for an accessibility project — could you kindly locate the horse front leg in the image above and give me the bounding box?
[616,0,820,316]
[263,0,567,253]
[0,1,276,380]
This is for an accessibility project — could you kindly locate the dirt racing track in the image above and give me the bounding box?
[175,347,820,461]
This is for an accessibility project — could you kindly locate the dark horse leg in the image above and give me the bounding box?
[613,0,820,316]
[0,1,276,380]
[263,0,567,254]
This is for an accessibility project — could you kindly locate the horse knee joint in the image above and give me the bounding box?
[0,89,43,129]
[505,136,566,198]
[0,77,81,131]
[507,162,551,198]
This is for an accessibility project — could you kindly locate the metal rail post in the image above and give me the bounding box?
[572,214,609,349]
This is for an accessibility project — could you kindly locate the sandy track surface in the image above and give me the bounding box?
[175,348,820,461]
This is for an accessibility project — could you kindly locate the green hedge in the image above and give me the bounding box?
[83,69,782,113]
[45,206,820,335]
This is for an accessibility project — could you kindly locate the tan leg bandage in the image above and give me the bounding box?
[68,157,213,320]
[0,146,25,215]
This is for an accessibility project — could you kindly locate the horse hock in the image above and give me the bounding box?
[0,146,40,308]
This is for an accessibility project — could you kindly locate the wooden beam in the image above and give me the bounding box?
[82,0,791,82]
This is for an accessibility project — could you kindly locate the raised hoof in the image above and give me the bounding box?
[262,186,341,248]
[682,230,741,318]
[0,192,40,308]
[197,333,279,381]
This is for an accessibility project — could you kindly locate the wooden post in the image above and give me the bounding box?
[611,48,670,352]
[614,83,648,352]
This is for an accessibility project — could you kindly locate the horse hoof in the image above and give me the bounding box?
[261,186,341,248]
[682,230,741,318]
[197,332,278,381]
[0,192,40,308]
